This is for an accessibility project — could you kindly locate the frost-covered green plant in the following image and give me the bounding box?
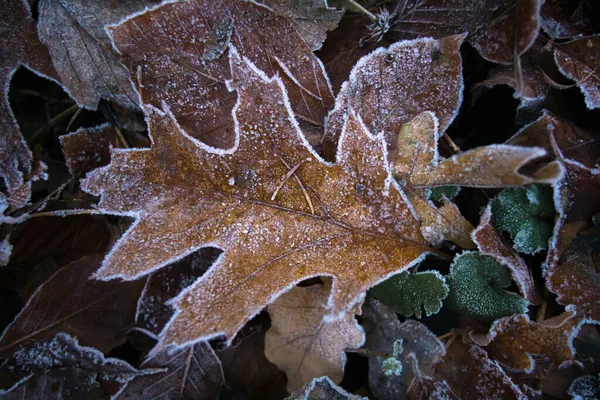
[491,184,555,254]
[445,252,528,322]
[369,271,449,318]
[381,339,403,376]
[426,185,460,202]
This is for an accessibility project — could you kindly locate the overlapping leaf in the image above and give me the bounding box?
[82,48,428,348]
[108,0,334,149]
[265,283,364,391]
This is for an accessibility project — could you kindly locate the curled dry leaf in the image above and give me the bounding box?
[60,123,122,178]
[323,34,464,160]
[362,298,445,400]
[407,339,527,400]
[473,205,542,304]
[81,49,428,348]
[554,36,600,109]
[473,312,580,373]
[0,333,147,399]
[540,0,599,39]
[265,283,364,392]
[259,0,343,51]
[0,0,57,211]
[568,374,600,400]
[286,376,366,400]
[0,254,143,356]
[108,0,334,149]
[37,0,160,110]
[116,342,224,400]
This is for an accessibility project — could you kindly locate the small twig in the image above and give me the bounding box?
[278,157,315,215]
[271,160,305,201]
[345,0,377,21]
[437,331,458,341]
[65,107,83,133]
[31,103,79,142]
[345,348,392,358]
[115,126,130,148]
[28,209,102,219]
[442,133,461,154]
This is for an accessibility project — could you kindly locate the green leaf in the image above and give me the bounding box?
[491,184,555,254]
[445,252,528,322]
[369,271,449,318]
[426,185,460,202]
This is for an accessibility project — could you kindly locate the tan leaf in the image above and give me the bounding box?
[323,34,464,160]
[287,376,366,400]
[108,0,334,149]
[472,205,541,305]
[473,312,580,373]
[37,0,160,109]
[265,283,364,391]
[81,49,429,348]
[259,0,343,51]
[1,0,57,209]
[554,36,600,109]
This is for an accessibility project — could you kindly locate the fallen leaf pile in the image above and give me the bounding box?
[0,0,599,398]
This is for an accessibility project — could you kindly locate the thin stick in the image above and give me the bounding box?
[346,0,377,21]
[31,103,79,142]
[279,157,315,215]
[442,133,461,154]
[115,126,130,148]
[271,161,304,201]
[28,209,102,219]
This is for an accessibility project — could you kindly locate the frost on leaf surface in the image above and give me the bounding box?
[369,270,448,318]
[81,49,428,348]
[323,35,464,160]
[286,376,366,400]
[0,0,57,211]
[37,0,159,110]
[568,374,600,400]
[445,252,528,322]
[108,0,334,149]
[265,282,364,392]
[0,332,145,399]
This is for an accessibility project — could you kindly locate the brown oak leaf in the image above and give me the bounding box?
[472,205,542,305]
[37,0,161,110]
[265,282,364,392]
[82,49,429,348]
[108,0,335,149]
[554,36,600,110]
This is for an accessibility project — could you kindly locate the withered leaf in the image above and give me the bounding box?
[473,312,580,373]
[568,374,600,400]
[108,0,334,149]
[265,283,364,392]
[286,376,366,400]
[0,332,148,399]
[260,0,343,51]
[323,35,464,160]
[554,36,600,110]
[362,298,445,400]
[37,0,161,110]
[0,254,143,356]
[473,205,542,305]
[117,342,224,400]
[540,0,598,39]
[82,49,428,348]
[0,0,57,209]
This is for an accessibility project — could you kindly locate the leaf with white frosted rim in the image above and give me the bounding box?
[323,34,464,161]
[37,0,161,110]
[0,0,58,210]
[108,0,334,149]
[81,47,430,349]
[473,205,542,305]
[286,376,366,400]
[0,332,150,399]
[259,0,343,51]
[265,283,364,392]
[554,36,600,110]
[116,342,224,400]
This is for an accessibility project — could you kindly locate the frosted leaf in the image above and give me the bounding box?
[108,0,334,149]
[381,358,403,376]
[473,205,542,305]
[0,254,143,355]
[323,35,464,160]
[476,312,580,373]
[568,375,600,400]
[362,299,445,400]
[81,49,428,349]
[369,270,449,319]
[445,252,528,322]
[427,186,460,203]
[37,0,160,109]
[116,342,224,400]
[0,0,57,210]
[259,0,343,51]
[0,332,147,399]
[286,376,366,400]
[554,36,600,110]
[540,0,598,39]
[265,282,364,392]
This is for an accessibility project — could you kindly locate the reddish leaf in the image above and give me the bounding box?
[108,0,334,149]
[117,342,224,400]
[0,254,143,356]
[81,49,429,348]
